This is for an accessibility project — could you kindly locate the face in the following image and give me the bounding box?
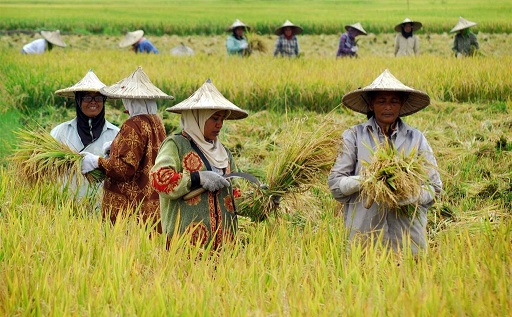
[284,27,293,36]
[235,27,245,37]
[403,23,413,32]
[80,92,105,118]
[203,111,228,141]
[369,91,403,129]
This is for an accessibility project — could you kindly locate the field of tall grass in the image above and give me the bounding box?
[1,1,511,315]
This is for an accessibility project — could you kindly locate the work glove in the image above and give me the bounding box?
[199,171,230,192]
[398,185,435,206]
[338,176,361,196]
[240,42,249,50]
[80,152,100,174]
[350,46,358,53]
[456,52,463,59]
[102,141,112,157]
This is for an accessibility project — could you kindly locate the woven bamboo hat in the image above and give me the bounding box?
[274,20,303,36]
[166,79,248,120]
[450,17,477,33]
[226,19,251,32]
[41,30,66,47]
[100,66,174,100]
[119,30,144,47]
[170,43,195,56]
[55,70,106,98]
[344,22,367,35]
[394,18,423,32]
[341,69,430,117]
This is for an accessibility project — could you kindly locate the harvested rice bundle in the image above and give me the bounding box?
[360,138,432,217]
[9,127,104,184]
[249,37,268,53]
[237,117,340,221]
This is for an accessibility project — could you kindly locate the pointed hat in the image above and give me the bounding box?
[166,79,248,120]
[55,70,106,98]
[41,30,66,47]
[341,69,430,117]
[119,30,144,47]
[274,20,303,36]
[450,17,477,33]
[394,18,423,32]
[226,19,251,32]
[344,22,367,35]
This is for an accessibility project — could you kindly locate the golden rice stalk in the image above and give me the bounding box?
[9,127,104,184]
[237,117,340,221]
[249,38,267,53]
[360,138,431,217]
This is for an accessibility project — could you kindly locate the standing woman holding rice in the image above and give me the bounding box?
[52,70,120,201]
[328,69,442,255]
[80,67,173,232]
[150,79,248,250]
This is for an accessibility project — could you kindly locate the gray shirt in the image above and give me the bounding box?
[328,117,442,254]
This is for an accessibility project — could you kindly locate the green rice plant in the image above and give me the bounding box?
[8,127,104,185]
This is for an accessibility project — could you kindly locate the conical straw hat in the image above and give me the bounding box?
[226,19,251,32]
[341,69,430,117]
[274,20,303,36]
[450,17,477,33]
[100,66,174,100]
[394,18,423,32]
[166,79,248,120]
[119,30,144,47]
[41,30,66,47]
[170,43,195,56]
[55,70,106,98]
[344,22,367,35]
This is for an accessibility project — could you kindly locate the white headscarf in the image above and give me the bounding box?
[122,99,157,118]
[181,109,229,169]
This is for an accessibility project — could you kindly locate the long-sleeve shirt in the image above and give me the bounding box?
[394,34,420,56]
[327,117,442,255]
[51,118,119,200]
[21,38,47,54]
[336,32,357,58]
[226,34,248,56]
[150,133,238,249]
[452,32,479,57]
[137,38,159,54]
[274,35,299,57]
[98,114,166,231]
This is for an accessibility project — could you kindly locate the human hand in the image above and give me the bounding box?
[350,46,358,53]
[102,141,112,157]
[456,52,463,58]
[80,152,99,174]
[338,175,361,196]
[199,171,230,192]
[398,186,434,206]
[240,42,249,50]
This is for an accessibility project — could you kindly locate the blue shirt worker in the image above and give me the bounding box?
[119,30,159,54]
[226,19,251,56]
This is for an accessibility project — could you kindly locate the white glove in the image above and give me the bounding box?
[80,152,99,174]
[338,176,361,196]
[102,141,112,157]
[456,52,463,58]
[398,185,435,206]
[240,42,249,50]
[350,46,358,53]
[199,171,230,192]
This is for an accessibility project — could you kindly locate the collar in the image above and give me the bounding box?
[363,117,411,139]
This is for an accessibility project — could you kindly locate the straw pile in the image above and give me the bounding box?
[360,138,431,217]
[237,117,340,222]
[9,127,104,184]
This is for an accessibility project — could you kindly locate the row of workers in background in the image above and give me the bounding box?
[21,17,479,58]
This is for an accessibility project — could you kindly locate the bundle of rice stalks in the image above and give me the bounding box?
[236,117,341,222]
[9,127,104,184]
[249,38,267,53]
[360,137,431,218]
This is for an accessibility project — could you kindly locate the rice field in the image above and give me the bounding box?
[1,1,511,316]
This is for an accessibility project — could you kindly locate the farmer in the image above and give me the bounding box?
[52,70,120,201]
[450,17,479,58]
[394,18,422,57]
[150,79,248,249]
[226,19,251,56]
[81,67,173,232]
[273,20,302,57]
[328,69,442,255]
[336,22,367,58]
[21,30,66,54]
[119,30,159,54]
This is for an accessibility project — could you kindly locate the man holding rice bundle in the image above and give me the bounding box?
[80,67,173,232]
[52,70,120,201]
[328,69,442,255]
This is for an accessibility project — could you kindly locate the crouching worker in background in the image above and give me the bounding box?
[151,79,249,250]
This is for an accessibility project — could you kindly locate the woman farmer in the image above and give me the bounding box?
[273,20,303,57]
[336,22,367,58]
[150,79,248,249]
[21,30,66,54]
[450,17,479,58]
[394,18,422,57]
[328,69,442,255]
[81,67,173,232]
[119,30,159,54]
[52,70,120,200]
[226,19,251,56]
